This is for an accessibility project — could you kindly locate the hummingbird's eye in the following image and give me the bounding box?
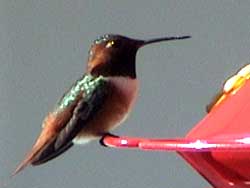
[105,40,115,48]
[105,40,121,49]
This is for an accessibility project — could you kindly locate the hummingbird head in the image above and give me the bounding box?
[87,34,191,78]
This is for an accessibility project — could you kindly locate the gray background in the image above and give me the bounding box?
[1,1,250,188]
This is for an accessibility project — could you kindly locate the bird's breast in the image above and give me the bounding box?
[74,76,139,143]
[108,76,139,113]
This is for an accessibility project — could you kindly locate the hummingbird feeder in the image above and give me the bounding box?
[103,64,250,188]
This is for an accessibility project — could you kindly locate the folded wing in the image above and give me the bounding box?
[13,75,109,175]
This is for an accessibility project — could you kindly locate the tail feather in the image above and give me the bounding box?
[12,150,38,176]
[12,141,50,176]
[12,131,56,176]
[12,134,74,176]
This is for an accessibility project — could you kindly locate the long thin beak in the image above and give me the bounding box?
[137,35,191,48]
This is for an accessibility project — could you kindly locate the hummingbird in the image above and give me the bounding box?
[13,34,191,175]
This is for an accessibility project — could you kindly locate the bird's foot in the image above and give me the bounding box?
[99,133,119,147]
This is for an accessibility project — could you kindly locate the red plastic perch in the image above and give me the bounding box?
[103,67,250,188]
[104,136,250,151]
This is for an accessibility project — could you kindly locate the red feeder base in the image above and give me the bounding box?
[103,79,250,188]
